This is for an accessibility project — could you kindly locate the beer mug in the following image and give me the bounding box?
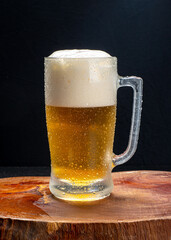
[45,50,143,201]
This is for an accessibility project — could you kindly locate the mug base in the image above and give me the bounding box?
[49,174,113,201]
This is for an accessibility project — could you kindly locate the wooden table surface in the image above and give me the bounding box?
[0,171,171,240]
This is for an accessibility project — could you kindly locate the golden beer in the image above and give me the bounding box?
[45,50,143,201]
[45,49,119,200]
[46,105,116,185]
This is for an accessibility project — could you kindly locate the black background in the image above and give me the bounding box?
[0,0,171,171]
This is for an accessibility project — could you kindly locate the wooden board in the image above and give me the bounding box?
[0,171,171,240]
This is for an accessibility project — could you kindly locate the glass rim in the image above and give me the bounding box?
[44,56,117,61]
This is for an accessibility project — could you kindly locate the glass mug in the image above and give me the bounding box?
[45,55,143,201]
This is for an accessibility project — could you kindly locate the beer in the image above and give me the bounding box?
[45,49,118,200]
[46,105,116,185]
[45,50,143,201]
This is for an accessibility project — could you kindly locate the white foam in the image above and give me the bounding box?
[49,49,111,58]
[45,50,117,107]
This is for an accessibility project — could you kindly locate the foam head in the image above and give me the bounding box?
[45,50,118,107]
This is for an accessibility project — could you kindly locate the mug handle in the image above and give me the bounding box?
[112,76,143,167]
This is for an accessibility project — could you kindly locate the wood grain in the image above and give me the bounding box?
[0,171,170,240]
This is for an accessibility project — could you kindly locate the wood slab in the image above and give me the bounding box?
[0,171,171,240]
